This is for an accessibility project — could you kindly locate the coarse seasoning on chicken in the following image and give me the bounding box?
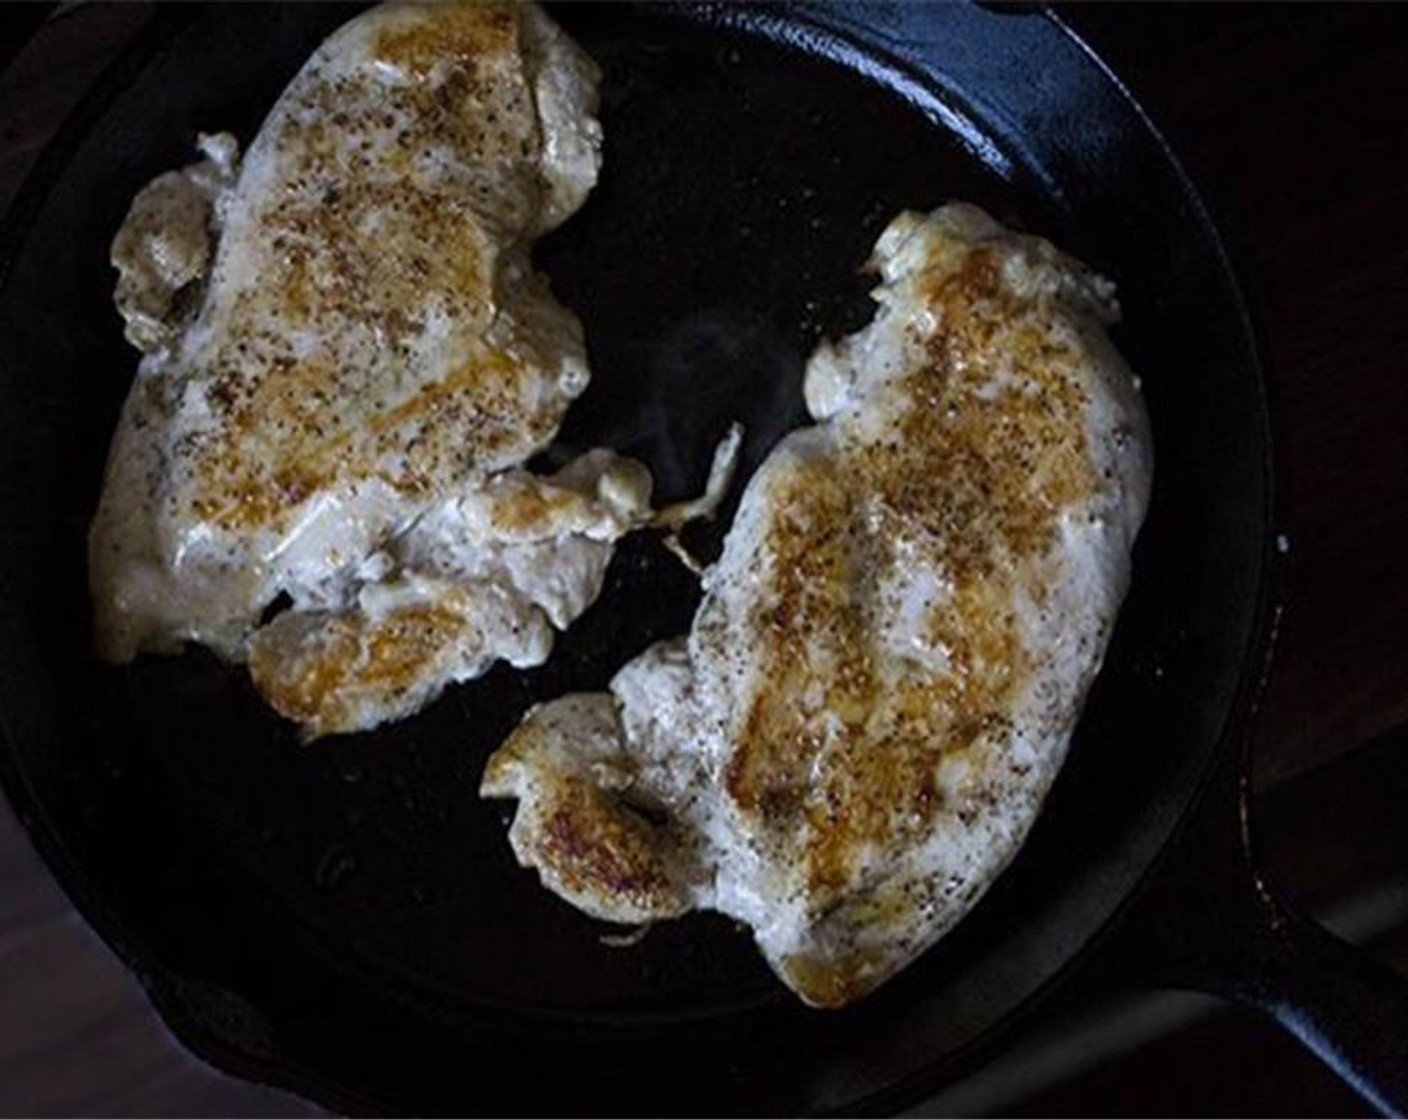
[482,203,1154,1007]
[89,2,653,737]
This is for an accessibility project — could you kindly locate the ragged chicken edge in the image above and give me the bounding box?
[480,202,1154,1008]
[249,429,743,741]
[247,448,649,741]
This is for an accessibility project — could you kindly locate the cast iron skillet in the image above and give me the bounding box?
[2,3,1406,1114]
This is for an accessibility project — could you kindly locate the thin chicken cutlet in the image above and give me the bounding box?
[90,3,649,737]
[483,203,1153,1007]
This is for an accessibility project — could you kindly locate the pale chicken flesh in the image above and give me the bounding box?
[482,204,1154,1007]
[90,3,649,737]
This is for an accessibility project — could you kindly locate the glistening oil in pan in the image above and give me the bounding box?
[116,3,1073,1025]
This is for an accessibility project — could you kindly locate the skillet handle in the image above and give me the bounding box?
[1117,762,1408,1116]
[1242,898,1408,1117]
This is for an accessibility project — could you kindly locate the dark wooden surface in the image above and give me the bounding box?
[1,4,1406,1116]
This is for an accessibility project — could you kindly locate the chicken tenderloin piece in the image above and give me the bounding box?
[89,4,662,736]
[483,203,1154,1007]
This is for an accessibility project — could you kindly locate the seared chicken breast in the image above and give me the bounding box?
[90,3,644,736]
[483,204,1153,1006]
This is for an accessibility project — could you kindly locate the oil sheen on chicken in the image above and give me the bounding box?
[89,3,649,737]
[482,204,1154,1007]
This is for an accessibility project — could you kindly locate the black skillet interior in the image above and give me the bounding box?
[0,3,1270,1114]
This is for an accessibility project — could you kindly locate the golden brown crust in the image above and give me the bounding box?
[721,246,1098,918]
[485,703,692,922]
[532,774,686,916]
[373,3,520,80]
[181,3,559,536]
[249,603,470,737]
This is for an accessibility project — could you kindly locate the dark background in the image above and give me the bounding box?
[1,4,1405,1115]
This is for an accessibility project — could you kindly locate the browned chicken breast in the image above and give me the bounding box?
[483,203,1153,1006]
[90,3,650,737]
